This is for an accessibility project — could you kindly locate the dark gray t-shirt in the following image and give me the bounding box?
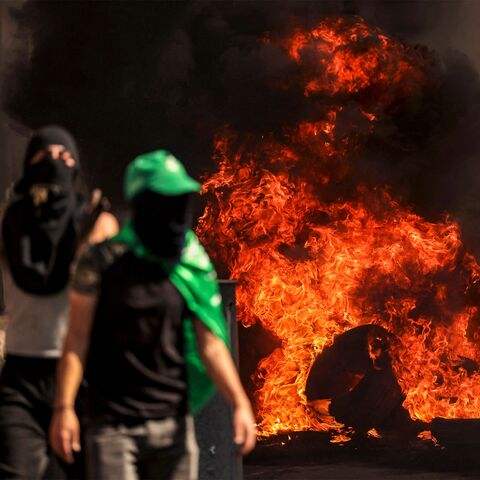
[72,241,188,421]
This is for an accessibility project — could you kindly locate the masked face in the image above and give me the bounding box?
[24,154,76,189]
[17,153,76,200]
[132,191,193,261]
[18,155,77,225]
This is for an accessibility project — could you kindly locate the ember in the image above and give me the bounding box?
[196,16,480,439]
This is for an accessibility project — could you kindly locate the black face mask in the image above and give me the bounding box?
[2,126,85,295]
[132,191,193,262]
[17,155,76,196]
[19,156,77,235]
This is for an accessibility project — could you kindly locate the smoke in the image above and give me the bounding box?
[3,0,480,253]
[358,0,459,39]
[2,1,342,203]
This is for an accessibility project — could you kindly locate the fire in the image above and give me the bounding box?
[276,16,430,102]
[197,16,480,437]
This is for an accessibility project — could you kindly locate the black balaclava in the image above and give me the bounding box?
[23,125,79,171]
[2,125,85,294]
[131,191,193,262]
[15,125,80,195]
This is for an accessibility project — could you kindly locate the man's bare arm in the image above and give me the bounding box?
[50,290,96,463]
[193,318,256,455]
[87,211,119,245]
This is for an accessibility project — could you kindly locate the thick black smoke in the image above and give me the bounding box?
[3,0,480,255]
[4,1,345,203]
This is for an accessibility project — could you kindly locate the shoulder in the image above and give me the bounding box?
[76,241,129,274]
[71,241,129,295]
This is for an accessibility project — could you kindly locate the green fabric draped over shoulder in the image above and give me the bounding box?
[112,220,229,414]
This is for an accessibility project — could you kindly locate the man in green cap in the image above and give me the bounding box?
[49,151,256,479]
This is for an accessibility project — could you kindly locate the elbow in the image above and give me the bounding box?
[63,330,89,362]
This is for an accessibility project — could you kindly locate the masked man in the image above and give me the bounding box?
[0,125,118,479]
[49,150,256,480]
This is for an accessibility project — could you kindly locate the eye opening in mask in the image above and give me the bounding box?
[29,145,76,168]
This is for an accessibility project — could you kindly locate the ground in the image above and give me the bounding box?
[244,464,476,479]
[242,432,480,480]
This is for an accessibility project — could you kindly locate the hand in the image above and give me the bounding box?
[49,407,81,464]
[233,402,256,456]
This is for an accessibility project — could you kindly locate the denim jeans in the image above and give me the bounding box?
[85,414,199,480]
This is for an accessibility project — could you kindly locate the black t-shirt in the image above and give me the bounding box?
[72,241,188,421]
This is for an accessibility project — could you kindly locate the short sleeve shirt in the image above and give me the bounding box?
[72,241,189,420]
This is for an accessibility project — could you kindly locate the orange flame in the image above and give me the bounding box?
[277,16,430,101]
[197,17,480,438]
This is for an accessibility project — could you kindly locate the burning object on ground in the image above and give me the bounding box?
[305,324,424,438]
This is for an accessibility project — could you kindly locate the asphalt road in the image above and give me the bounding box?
[243,431,480,480]
[244,464,476,480]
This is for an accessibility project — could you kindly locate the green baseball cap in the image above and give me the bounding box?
[125,150,201,200]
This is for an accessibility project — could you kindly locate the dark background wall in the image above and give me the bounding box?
[0,1,28,201]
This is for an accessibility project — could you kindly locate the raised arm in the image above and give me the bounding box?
[193,317,256,456]
[49,290,97,463]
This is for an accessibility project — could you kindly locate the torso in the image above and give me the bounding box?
[1,265,69,358]
[74,242,189,421]
[0,194,118,360]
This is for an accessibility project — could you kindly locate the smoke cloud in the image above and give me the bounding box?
[3,0,480,255]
